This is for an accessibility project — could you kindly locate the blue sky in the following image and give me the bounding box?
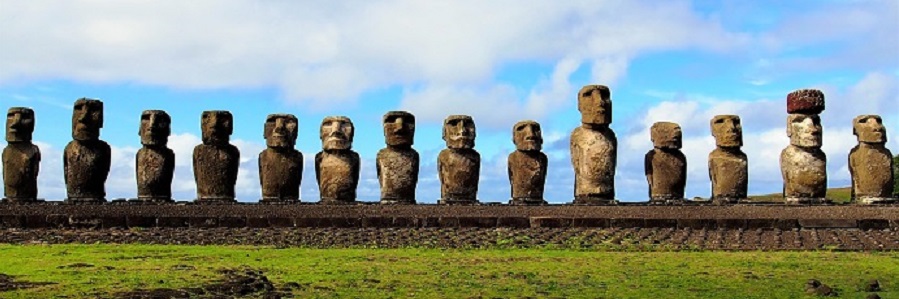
[1,0,897,202]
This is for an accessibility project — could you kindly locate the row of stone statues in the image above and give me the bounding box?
[2,86,895,205]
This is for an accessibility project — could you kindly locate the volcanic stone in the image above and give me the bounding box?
[570,84,617,204]
[136,110,174,202]
[438,115,479,205]
[65,98,110,203]
[645,122,686,202]
[3,107,40,202]
[377,111,418,204]
[849,115,894,204]
[787,89,825,114]
[316,116,359,203]
[259,114,303,202]
[709,115,748,203]
[193,111,239,202]
[508,120,547,205]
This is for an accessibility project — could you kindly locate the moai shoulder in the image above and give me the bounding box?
[316,116,359,203]
[570,84,617,204]
[849,115,894,203]
[65,98,110,203]
[708,115,748,203]
[260,114,303,202]
[645,122,686,203]
[438,115,480,205]
[3,107,41,202]
[377,111,419,204]
[136,110,175,202]
[508,120,547,205]
[193,110,239,202]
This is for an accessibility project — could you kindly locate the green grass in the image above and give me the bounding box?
[749,187,853,203]
[0,244,897,298]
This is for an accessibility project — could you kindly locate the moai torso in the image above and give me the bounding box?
[646,122,686,202]
[709,148,748,200]
[570,126,617,200]
[377,111,419,204]
[193,110,239,202]
[316,150,359,202]
[439,148,480,202]
[316,116,359,203]
[781,146,827,199]
[259,114,303,202]
[509,150,547,202]
[3,107,40,201]
[849,115,894,203]
[136,110,174,201]
[3,143,41,200]
[65,99,110,202]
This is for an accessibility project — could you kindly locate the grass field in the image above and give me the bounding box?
[0,244,896,298]
[748,187,853,203]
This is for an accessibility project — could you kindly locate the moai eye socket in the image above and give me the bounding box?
[791,115,805,123]
[385,116,399,123]
[515,124,526,131]
[447,119,461,127]
[714,118,725,124]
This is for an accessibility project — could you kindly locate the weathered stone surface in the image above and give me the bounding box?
[193,111,239,202]
[439,115,479,205]
[709,115,748,203]
[316,116,359,203]
[782,114,827,203]
[377,111,419,204]
[136,110,174,202]
[259,114,303,202]
[787,89,825,114]
[65,99,110,203]
[645,122,686,202]
[849,115,894,204]
[571,85,617,204]
[509,120,547,205]
[3,107,40,202]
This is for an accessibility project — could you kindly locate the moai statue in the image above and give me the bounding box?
[259,114,303,202]
[193,111,239,202]
[376,111,419,204]
[508,120,547,205]
[849,115,894,204]
[781,89,827,204]
[708,115,748,203]
[645,122,686,203]
[315,116,359,204]
[570,85,617,205]
[136,110,175,202]
[64,98,111,203]
[3,107,40,202]
[438,115,480,205]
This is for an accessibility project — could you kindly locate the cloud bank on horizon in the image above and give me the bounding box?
[1,0,897,202]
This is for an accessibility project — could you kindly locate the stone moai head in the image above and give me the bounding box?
[72,98,103,141]
[513,120,542,151]
[320,116,354,150]
[383,111,415,148]
[787,114,822,148]
[578,85,612,126]
[264,114,299,149]
[711,115,742,148]
[139,110,171,146]
[443,115,476,149]
[853,115,887,144]
[651,122,682,149]
[201,110,233,145]
[6,107,35,143]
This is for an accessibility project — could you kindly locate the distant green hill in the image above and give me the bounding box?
[748,187,852,204]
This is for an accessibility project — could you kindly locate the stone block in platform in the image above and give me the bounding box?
[798,219,857,228]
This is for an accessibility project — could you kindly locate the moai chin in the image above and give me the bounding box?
[259,114,303,202]
[708,115,748,204]
[781,89,827,204]
[315,116,359,203]
[570,85,617,205]
[377,111,419,204]
[64,98,111,203]
[3,107,41,202]
[645,122,686,203]
[508,120,547,205]
[193,110,239,202]
[849,115,894,204]
[438,115,480,205]
[136,110,175,202]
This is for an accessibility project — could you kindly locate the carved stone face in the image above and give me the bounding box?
[651,122,682,149]
[6,107,35,143]
[320,116,354,150]
[72,98,103,141]
[383,111,415,147]
[201,111,233,145]
[264,114,298,149]
[853,114,886,144]
[787,114,822,148]
[577,85,612,126]
[711,115,742,148]
[139,110,171,146]
[443,115,476,149]
[513,120,542,151]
